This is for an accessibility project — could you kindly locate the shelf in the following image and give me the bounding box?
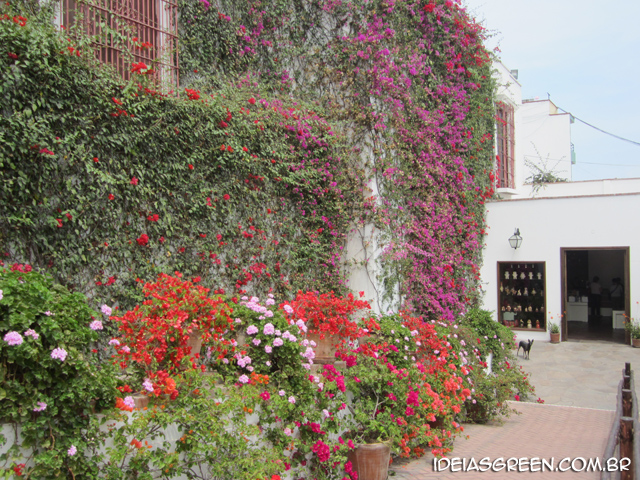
[498,262,547,331]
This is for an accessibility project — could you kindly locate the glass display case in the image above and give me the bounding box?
[497,262,546,330]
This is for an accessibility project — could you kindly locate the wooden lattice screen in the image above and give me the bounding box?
[60,0,179,85]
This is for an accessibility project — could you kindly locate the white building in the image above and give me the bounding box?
[480,62,640,344]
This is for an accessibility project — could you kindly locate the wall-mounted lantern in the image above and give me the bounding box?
[509,228,522,250]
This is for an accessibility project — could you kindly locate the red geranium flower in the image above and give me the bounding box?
[56,219,63,228]
[8,52,18,60]
[189,164,194,170]
[108,193,115,200]
[223,194,230,201]
[248,97,256,105]
[130,177,139,185]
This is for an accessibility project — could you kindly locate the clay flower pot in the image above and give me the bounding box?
[307,332,338,364]
[632,338,640,348]
[185,329,203,355]
[347,443,391,480]
[550,332,560,344]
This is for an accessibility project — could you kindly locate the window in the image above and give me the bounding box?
[495,101,515,189]
[59,0,179,85]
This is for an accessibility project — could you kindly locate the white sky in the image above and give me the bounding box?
[462,0,640,181]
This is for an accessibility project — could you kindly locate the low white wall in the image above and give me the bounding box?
[481,192,640,343]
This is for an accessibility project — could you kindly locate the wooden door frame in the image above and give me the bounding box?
[560,247,630,341]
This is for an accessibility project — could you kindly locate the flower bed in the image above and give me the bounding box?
[1,270,534,478]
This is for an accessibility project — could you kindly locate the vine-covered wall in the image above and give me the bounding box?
[1,0,495,319]
[178,0,497,318]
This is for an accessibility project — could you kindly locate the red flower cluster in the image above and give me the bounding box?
[185,88,200,100]
[111,273,234,392]
[136,234,149,246]
[10,263,32,273]
[282,291,370,338]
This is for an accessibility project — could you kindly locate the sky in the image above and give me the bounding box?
[462,0,640,181]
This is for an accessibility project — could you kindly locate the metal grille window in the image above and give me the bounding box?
[496,102,515,189]
[60,0,179,85]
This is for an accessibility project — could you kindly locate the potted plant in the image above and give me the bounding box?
[281,291,370,363]
[624,319,640,347]
[111,273,234,400]
[549,323,561,344]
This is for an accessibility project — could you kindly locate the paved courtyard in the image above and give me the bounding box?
[391,340,640,478]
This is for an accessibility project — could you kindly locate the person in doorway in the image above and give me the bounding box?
[590,276,602,316]
[610,277,623,310]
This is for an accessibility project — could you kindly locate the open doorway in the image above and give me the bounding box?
[561,247,629,343]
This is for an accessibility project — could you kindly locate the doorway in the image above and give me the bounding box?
[561,247,629,343]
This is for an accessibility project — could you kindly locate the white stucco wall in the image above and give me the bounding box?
[520,100,573,183]
[480,192,640,343]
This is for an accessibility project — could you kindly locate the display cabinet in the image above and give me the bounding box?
[497,262,546,331]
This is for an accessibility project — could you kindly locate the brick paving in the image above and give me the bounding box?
[391,402,615,479]
[389,339,640,479]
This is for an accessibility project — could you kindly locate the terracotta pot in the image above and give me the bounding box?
[632,338,640,348]
[132,394,149,409]
[347,443,391,480]
[186,329,203,355]
[550,332,560,344]
[307,332,338,364]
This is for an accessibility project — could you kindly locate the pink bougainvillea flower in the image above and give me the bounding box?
[130,177,139,185]
[67,445,77,456]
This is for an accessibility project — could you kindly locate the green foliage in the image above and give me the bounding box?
[0,2,364,311]
[447,309,535,424]
[98,371,286,479]
[461,307,514,358]
[0,269,117,477]
[624,319,640,339]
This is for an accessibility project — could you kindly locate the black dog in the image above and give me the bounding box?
[517,339,534,360]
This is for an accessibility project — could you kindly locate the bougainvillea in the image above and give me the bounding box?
[177,0,496,318]
[0,1,365,310]
[2,0,495,319]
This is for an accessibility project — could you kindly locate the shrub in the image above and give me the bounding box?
[111,272,234,398]
[0,268,117,478]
